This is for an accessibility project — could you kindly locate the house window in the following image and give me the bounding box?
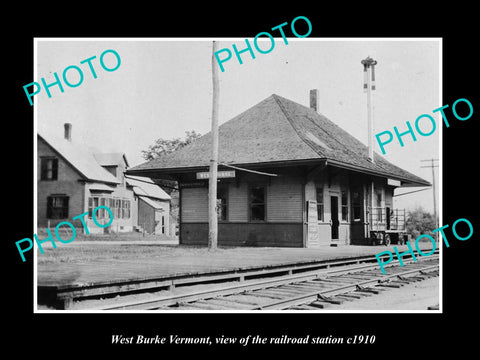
[115,199,121,219]
[88,197,99,218]
[316,187,324,221]
[249,186,266,221]
[341,189,348,222]
[40,157,58,181]
[108,198,115,216]
[217,187,228,221]
[121,200,130,219]
[88,196,124,219]
[47,195,69,219]
[98,198,107,219]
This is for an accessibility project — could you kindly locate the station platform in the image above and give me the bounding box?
[36,240,437,289]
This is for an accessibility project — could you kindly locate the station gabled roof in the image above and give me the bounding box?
[127,94,431,187]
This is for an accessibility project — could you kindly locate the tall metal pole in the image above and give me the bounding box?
[367,65,375,229]
[362,56,377,240]
[208,41,220,250]
[361,56,377,163]
[366,65,374,163]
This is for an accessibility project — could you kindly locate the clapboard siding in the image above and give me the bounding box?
[267,177,303,222]
[181,177,303,224]
[228,182,248,222]
[181,187,208,222]
[181,223,303,247]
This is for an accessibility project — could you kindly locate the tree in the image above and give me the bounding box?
[406,206,436,240]
[140,131,202,238]
[141,130,202,161]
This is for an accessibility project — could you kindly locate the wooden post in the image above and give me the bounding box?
[421,159,439,241]
[431,160,437,233]
[208,41,220,250]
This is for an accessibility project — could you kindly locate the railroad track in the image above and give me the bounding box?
[102,254,439,311]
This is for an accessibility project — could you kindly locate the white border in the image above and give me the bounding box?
[33,37,443,314]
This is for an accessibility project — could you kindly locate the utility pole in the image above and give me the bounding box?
[208,41,220,250]
[421,159,439,240]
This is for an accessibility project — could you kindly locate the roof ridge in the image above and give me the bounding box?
[272,95,411,177]
[271,94,325,157]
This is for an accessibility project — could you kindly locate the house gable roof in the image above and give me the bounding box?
[128,94,430,187]
[125,175,171,201]
[38,134,120,185]
[94,153,130,168]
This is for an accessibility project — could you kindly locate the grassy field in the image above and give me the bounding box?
[36,228,178,242]
[37,243,212,265]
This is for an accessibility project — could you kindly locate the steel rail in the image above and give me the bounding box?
[252,263,439,310]
[102,255,439,310]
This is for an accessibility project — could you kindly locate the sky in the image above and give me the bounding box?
[35,38,441,214]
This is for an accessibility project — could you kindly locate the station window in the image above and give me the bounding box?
[376,190,383,222]
[217,187,228,221]
[341,189,348,221]
[352,189,362,222]
[249,186,266,221]
[47,195,69,219]
[40,157,58,181]
[316,187,324,221]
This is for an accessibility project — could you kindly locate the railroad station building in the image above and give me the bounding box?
[127,91,430,247]
[37,124,172,235]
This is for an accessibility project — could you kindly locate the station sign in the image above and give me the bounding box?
[387,178,401,187]
[196,170,236,180]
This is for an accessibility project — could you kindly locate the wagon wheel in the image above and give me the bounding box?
[384,233,391,246]
[376,232,385,245]
[398,236,405,245]
[370,232,377,246]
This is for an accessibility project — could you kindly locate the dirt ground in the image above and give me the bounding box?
[333,276,439,311]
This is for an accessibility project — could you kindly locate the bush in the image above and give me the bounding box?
[406,206,436,240]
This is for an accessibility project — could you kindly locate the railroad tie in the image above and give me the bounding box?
[308,301,326,309]
[317,294,344,305]
[355,285,381,295]
[377,283,403,288]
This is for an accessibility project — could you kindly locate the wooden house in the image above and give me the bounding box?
[37,124,172,235]
[126,91,430,247]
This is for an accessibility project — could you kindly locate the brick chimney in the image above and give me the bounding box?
[64,123,72,141]
[310,89,319,112]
